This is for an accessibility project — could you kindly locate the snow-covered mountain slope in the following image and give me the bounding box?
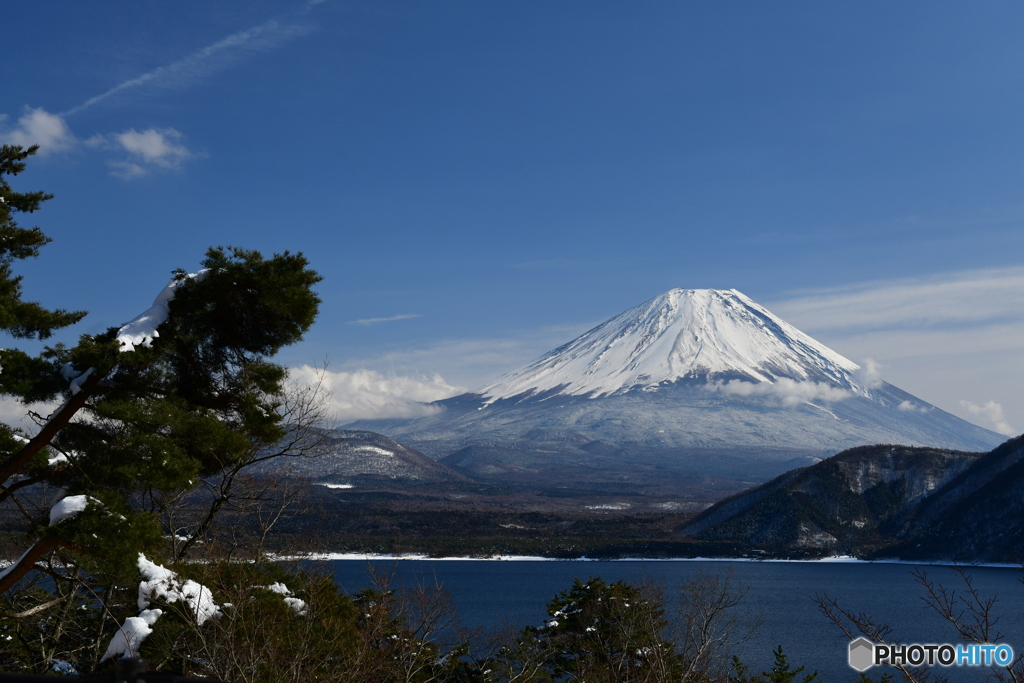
[480,289,864,402]
[345,289,1006,476]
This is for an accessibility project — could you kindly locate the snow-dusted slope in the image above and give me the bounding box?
[480,289,863,402]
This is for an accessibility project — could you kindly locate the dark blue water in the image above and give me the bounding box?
[326,559,1024,683]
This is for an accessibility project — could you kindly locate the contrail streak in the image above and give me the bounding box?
[61,19,308,116]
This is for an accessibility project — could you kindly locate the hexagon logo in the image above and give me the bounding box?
[849,637,874,672]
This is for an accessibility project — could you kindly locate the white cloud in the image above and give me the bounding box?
[853,357,883,390]
[348,314,422,326]
[0,106,195,178]
[898,400,929,413]
[707,378,852,406]
[288,365,464,423]
[0,108,76,154]
[959,400,1015,437]
[89,128,194,178]
[116,129,192,167]
[0,396,62,433]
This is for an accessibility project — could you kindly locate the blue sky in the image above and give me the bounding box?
[4,1,1024,434]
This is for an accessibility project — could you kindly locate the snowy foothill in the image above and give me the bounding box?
[116,269,209,352]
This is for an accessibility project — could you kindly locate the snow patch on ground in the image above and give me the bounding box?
[0,548,32,582]
[801,402,842,420]
[584,502,632,510]
[355,445,395,457]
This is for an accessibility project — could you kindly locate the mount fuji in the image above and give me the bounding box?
[346,289,1003,491]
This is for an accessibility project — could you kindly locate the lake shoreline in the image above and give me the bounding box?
[276,552,1022,569]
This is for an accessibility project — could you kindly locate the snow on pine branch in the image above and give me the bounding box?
[48,494,99,525]
[0,496,99,585]
[116,269,209,352]
[59,364,95,395]
[101,609,163,662]
[264,581,308,615]
[103,553,222,661]
[137,554,222,623]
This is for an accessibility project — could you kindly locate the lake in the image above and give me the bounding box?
[324,558,1024,682]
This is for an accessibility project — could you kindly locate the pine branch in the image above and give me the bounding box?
[0,372,102,486]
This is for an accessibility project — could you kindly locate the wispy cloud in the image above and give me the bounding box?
[0,108,76,154]
[289,365,463,423]
[769,266,1024,437]
[769,266,1024,333]
[348,314,423,326]
[61,19,311,116]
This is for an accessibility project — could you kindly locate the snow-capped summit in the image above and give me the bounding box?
[480,288,862,402]
[344,288,1004,483]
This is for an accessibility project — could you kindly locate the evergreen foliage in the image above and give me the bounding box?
[0,145,326,673]
[727,647,818,683]
[535,577,679,681]
[492,577,683,682]
[0,144,86,340]
[762,647,817,683]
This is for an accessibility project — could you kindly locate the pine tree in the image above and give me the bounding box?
[509,576,681,682]
[0,145,324,672]
[763,646,818,683]
[0,145,86,340]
